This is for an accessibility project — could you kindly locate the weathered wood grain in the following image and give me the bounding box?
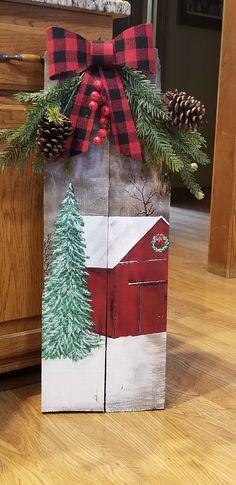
[43,143,110,411]
[105,151,169,411]
[109,152,169,218]
[106,333,166,412]
[43,72,110,411]
[104,57,169,410]
[42,54,169,412]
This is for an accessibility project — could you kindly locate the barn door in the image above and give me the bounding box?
[107,258,168,338]
[140,282,167,334]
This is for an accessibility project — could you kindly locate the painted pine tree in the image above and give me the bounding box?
[42,183,100,361]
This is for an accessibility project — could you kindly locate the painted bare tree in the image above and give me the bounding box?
[125,173,169,216]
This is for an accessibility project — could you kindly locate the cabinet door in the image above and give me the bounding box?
[0,95,43,373]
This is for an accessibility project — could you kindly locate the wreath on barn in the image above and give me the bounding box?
[151,234,169,254]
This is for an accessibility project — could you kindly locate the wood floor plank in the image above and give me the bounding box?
[0,204,235,484]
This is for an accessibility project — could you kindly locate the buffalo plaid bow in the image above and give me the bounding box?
[47,24,156,161]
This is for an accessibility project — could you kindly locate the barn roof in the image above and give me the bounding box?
[83,215,169,269]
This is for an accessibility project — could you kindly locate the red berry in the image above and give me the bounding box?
[89,100,98,111]
[93,79,103,91]
[101,105,110,117]
[93,135,103,146]
[98,128,108,139]
[90,91,101,102]
[101,95,107,104]
[99,117,109,127]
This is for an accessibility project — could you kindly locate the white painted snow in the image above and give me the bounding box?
[83,216,108,269]
[106,332,167,412]
[42,214,168,412]
[42,333,166,412]
[83,215,169,269]
[42,337,106,412]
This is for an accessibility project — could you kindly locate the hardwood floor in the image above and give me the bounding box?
[0,204,236,485]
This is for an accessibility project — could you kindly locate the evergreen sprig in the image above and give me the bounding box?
[121,66,210,198]
[137,118,184,173]
[0,129,15,141]
[121,66,169,121]
[0,65,210,197]
[180,162,204,199]
[0,73,83,171]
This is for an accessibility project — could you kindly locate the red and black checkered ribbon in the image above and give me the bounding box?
[47,24,156,161]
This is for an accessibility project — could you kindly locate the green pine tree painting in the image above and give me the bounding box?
[42,183,100,361]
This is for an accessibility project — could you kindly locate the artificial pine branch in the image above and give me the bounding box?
[121,66,210,198]
[16,73,82,106]
[0,129,15,141]
[0,73,83,171]
[181,129,207,149]
[180,162,204,199]
[0,65,210,198]
[46,106,65,124]
[169,129,210,166]
[121,67,169,121]
[137,118,184,173]
[33,154,46,173]
[0,102,45,170]
[121,68,184,171]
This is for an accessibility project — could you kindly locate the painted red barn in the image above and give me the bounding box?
[84,216,169,339]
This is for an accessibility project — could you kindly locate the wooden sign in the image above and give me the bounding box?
[42,64,170,413]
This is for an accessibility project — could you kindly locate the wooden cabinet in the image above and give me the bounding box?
[0,0,113,372]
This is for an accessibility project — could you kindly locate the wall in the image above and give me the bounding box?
[161,0,222,188]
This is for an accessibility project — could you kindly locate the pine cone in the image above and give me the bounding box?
[36,110,72,160]
[164,89,206,130]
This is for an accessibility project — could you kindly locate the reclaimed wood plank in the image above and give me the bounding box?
[42,52,170,413]
[42,73,110,411]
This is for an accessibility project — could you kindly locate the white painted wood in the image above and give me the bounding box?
[42,53,168,414]
[106,333,167,412]
[108,216,168,269]
[42,324,167,413]
[42,337,106,412]
[83,215,169,269]
[83,216,108,269]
